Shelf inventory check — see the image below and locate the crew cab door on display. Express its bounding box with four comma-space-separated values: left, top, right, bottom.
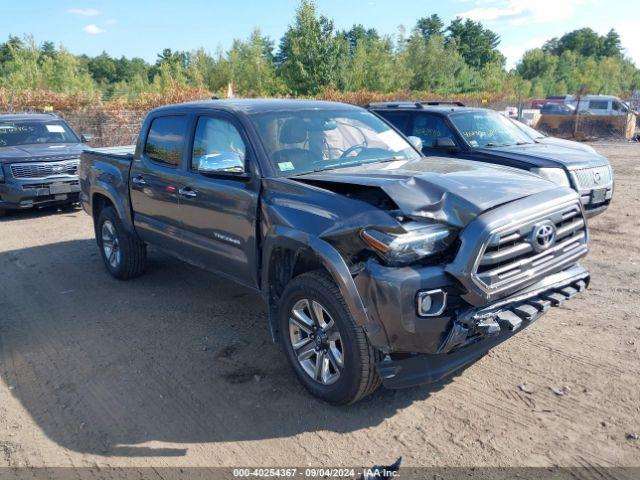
175, 113, 260, 289
130, 114, 188, 250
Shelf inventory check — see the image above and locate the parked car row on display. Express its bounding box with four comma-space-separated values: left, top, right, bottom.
532, 94, 634, 116
76, 99, 599, 404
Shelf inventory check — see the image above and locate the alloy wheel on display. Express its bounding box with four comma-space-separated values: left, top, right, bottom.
288, 298, 344, 385
101, 220, 121, 269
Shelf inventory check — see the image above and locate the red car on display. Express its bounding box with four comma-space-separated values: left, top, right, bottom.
531, 96, 569, 109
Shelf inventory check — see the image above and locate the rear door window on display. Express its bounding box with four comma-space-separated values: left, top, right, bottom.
411, 114, 455, 148
144, 115, 188, 166
377, 112, 411, 132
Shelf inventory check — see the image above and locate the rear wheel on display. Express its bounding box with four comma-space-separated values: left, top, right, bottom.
96, 206, 146, 279
278, 270, 381, 404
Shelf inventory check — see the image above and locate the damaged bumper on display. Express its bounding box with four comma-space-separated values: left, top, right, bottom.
373, 264, 589, 389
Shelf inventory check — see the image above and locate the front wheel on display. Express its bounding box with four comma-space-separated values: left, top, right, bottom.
96, 206, 146, 280
278, 270, 381, 404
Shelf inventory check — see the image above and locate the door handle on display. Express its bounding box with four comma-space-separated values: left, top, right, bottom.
178, 187, 197, 198
132, 175, 147, 186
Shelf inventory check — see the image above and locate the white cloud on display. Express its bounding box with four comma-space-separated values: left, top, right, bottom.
616, 22, 640, 67
83, 24, 105, 35
67, 8, 101, 17
457, 0, 589, 26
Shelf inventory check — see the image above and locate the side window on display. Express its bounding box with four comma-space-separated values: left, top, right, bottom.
588, 100, 608, 110
191, 117, 247, 171
411, 114, 455, 148
378, 112, 410, 132
612, 101, 627, 112
144, 116, 187, 166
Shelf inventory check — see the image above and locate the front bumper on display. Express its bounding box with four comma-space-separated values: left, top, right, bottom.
0, 175, 80, 210
578, 186, 613, 217
375, 265, 589, 389
569, 167, 614, 218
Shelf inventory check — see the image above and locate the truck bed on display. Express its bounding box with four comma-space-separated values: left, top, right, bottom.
79, 145, 136, 220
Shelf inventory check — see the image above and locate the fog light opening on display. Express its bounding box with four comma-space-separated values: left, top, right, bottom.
417, 289, 447, 317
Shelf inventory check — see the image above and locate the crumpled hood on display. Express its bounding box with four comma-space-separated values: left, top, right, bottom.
476, 142, 609, 170
295, 157, 564, 228
0, 143, 86, 164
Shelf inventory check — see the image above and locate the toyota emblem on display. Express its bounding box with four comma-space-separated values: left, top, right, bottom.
52, 165, 63, 173
531, 222, 556, 252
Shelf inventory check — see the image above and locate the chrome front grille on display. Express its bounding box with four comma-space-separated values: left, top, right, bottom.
572, 165, 612, 189
10, 159, 79, 179
473, 202, 588, 293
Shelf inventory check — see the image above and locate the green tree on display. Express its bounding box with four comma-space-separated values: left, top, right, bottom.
276, 0, 346, 94
399, 32, 477, 93
416, 14, 444, 40
342, 34, 397, 92
342, 24, 379, 52
544, 28, 623, 59
227, 29, 282, 96
446, 17, 505, 69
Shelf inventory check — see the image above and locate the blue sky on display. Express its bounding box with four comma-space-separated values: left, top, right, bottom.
2, 0, 639, 69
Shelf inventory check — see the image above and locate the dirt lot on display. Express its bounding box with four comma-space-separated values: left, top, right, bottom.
0, 143, 639, 471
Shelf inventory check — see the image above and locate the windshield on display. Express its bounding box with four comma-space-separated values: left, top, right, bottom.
449, 110, 534, 147
511, 118, 546, 140
249, 109, 421, 176
0, 120, 79, 147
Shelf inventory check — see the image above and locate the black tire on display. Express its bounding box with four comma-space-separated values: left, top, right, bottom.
95, 206, 146, 280
278, 270, 381, 405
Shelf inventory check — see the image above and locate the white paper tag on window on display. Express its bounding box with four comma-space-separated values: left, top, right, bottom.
378, 129, 408, 152
278, 161, 295, 172
46, 124, 65, 133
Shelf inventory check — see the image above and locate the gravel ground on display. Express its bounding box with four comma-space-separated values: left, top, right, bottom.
0, 143, 638, 471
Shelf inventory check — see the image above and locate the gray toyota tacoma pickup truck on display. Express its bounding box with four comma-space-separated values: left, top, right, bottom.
80, 99, 590, 404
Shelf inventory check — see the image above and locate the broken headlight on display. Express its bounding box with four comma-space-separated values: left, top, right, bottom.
361, 222, 456, 266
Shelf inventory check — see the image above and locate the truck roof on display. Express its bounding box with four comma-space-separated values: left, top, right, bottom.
152, 98, 361, 116
0, 113, 60, 122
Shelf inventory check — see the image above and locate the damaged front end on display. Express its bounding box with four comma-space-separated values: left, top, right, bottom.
262, 160, 590, 389
349, 188, 590, 389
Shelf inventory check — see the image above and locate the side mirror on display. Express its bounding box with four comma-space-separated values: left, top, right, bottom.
433, 137, 459, 151
198, 152, 245, 175
407, 136, 423, 152
80, 133, 93, 143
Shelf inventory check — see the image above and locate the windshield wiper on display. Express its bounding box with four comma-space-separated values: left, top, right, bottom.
303, 156, 403, 174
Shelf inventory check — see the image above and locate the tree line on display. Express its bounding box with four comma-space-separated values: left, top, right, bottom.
1, 0, 638, 103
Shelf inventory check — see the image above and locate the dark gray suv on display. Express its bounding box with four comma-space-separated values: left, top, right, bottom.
368, 102, 613, 217
0, 113, 89, 216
